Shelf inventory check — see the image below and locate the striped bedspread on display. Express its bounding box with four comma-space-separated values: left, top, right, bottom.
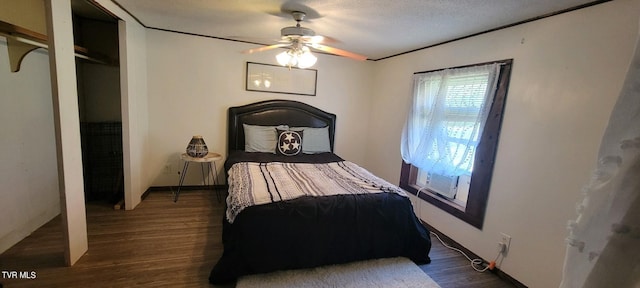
226, 161, 407, 223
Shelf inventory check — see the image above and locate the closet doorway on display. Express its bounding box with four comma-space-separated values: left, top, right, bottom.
72, 0, 123, 207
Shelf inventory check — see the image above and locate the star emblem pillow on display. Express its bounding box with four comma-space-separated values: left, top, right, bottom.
276, 129, 303, 156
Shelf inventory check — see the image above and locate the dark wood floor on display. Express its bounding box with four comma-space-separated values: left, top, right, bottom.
0, 190, 516, 288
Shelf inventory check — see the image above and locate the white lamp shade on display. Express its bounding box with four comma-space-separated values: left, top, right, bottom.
276, 51, 296, 67
297, 50, 317, 69
276, 46, 316, 69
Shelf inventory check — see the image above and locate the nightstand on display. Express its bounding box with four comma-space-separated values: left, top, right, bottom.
175, 152, 222, 202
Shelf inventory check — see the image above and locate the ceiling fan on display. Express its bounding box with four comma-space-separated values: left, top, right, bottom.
242, 11, 367, 68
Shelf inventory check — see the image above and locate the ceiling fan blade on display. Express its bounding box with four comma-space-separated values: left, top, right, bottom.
242, 44, 290, 54
301, 35, 338, 44
227, 36, 280, 45
311, 44, 367, 61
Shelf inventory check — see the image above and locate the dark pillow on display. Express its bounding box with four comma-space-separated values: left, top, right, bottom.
276, 129, 303, 156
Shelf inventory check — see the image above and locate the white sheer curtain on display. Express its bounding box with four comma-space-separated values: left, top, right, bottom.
401, 63, 500, 177
560, 20, 640, 288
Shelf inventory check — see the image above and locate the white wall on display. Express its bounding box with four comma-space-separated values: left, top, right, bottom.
0, 41, 60, 253
118, 19, 149, 210
365, 0, 640, 287
145, 29, 374, 186
46, 0, 90, 265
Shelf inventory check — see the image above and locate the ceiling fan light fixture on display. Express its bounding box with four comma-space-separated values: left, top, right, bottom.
297, 48, 317, 69
276, 50, 297, 67
242, 10, 364, 67
276, 46, 316, 69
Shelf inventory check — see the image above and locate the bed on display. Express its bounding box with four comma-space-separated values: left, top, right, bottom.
209, 99, 431, 284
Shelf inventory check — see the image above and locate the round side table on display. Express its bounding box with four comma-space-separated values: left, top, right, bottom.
175, 152, 222, 202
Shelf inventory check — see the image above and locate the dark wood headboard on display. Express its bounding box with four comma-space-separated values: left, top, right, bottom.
227, 100, 337, 153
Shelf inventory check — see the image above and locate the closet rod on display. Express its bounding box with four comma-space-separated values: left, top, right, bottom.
0, 20, 111, 72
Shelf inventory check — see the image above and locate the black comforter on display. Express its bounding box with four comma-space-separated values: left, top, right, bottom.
209, 152, 431, 284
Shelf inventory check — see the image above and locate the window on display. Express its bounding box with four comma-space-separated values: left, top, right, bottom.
400, 59, 512, 229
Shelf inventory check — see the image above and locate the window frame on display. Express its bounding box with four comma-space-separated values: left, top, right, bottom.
399, 59, 513, 229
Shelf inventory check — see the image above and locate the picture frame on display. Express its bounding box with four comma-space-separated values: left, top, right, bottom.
245, 62, 317, 96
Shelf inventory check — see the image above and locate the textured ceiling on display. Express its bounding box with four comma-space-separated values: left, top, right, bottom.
110, 0, 606, 60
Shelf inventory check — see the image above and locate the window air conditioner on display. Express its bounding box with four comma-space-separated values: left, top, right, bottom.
426, 173, 459, 199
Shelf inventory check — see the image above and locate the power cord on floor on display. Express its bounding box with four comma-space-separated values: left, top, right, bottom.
415, 186, 502, 272
430, 230, 502, 272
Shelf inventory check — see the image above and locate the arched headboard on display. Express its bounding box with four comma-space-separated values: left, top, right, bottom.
227, 100, 337, 153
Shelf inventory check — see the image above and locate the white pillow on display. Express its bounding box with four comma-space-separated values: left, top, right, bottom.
243, 124, 288, 153
290, 126, 331, 154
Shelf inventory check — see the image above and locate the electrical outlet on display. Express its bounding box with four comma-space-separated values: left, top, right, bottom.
497, 242, 507, 253
500, 233, 511, 255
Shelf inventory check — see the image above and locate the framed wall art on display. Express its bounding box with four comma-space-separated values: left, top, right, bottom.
245, 62, 317, 96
